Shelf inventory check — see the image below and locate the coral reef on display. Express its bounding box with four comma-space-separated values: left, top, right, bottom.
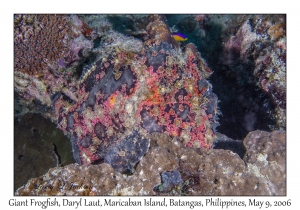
16, 130, 286, 196
14, 13, 220, 193
44, 14, 219, 171
14, 15, 70, 76
14, 14, 94, 116
221, 15, 286, 130
14, 14, 286, 196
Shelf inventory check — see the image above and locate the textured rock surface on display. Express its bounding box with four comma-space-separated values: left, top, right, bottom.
16, 130, 286, 196
16, 163, 117, 196
243, 130, 286, 195
154, 170, 183, 194
221, 15, 286, 130
14, 113, 75, 191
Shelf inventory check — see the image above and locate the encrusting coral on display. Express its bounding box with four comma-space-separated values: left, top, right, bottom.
14, 14, 95, 117
14, 15, 70, 76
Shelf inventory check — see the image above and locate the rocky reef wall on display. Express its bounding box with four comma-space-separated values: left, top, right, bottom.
14, 14, 286, 195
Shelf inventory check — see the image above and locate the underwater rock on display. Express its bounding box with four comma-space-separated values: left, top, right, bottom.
222, 15, 286, 130
16, 163, 117, 196
161, 170, 183, 189
213, 132, 246, 159
16, 130, 286, 196
146, 15, 172, 44
154, 170, 183, 194
243, 130, 286, 195
14, 113, 75, 191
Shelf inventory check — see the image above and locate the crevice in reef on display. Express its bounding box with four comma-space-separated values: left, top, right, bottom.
165, 14, 277, 140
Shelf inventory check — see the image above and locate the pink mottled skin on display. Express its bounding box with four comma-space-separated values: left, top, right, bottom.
53, 44, 217, 166
136, 52, 213, 148
51, 26, 218, 165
